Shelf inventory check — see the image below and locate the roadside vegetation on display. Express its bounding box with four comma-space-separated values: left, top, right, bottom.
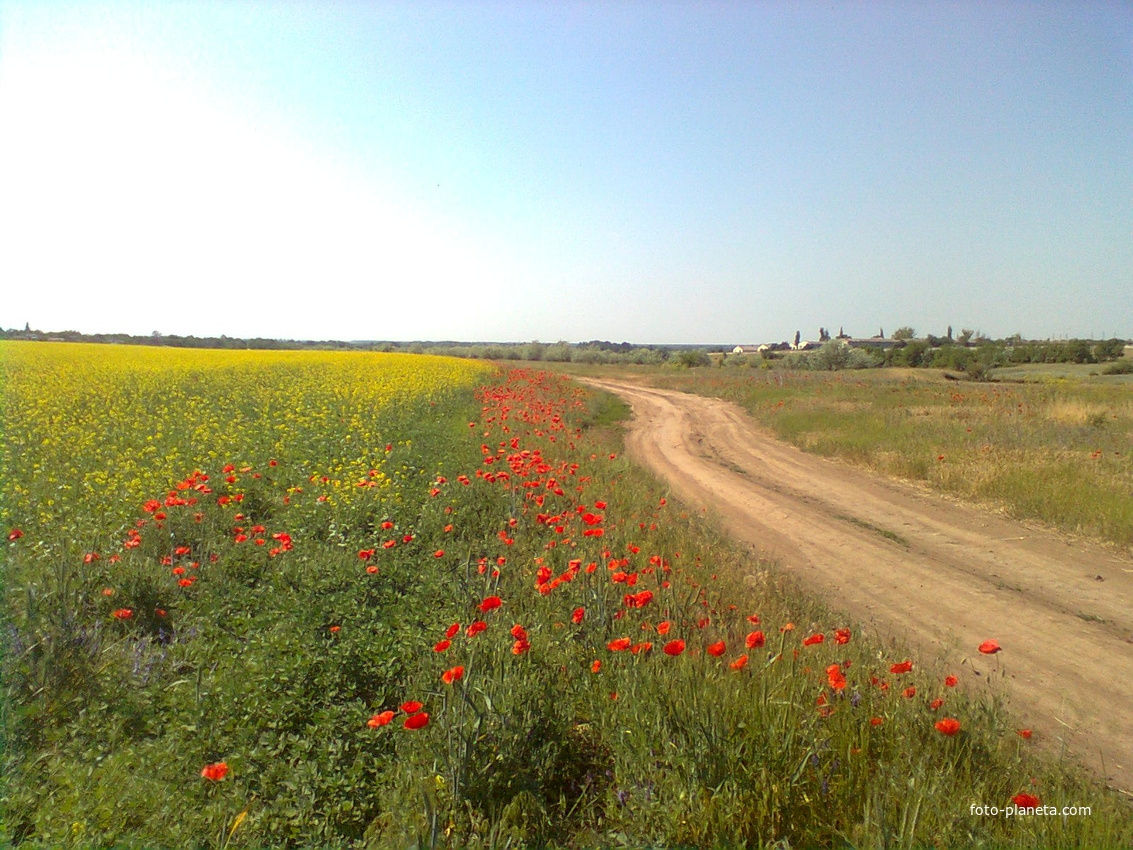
2, 342, 1130, 847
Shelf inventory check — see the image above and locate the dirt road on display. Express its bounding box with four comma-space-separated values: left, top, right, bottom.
584, 377, 1133, 793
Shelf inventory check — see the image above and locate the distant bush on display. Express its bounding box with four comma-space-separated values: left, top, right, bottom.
1094, 338, 1127, 361
521, 341, 547, 361
810, 341, 850, 371
675, 349, 711, 368
1103, 359, 1133, 375
780, 343, 874, 371
846, 348, 876, 369
782, 351, 809, 370
628, 347, 666, 365
570, 346, 606, 364
895, 340, 929, 367
543, 343, 573, 362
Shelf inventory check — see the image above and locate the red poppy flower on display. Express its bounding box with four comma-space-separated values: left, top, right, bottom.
747, 614, 761, 624
200, 762, 228, 781
730, 654, 749, 671
1012, 793, 1040, 810
404, 712, 429, 730
512, 638, 530, 655
368, 710, 395, 728
434, 639, 451, 653
802, 633, 825, 646
366, 565, 378, 574
467, 621, 487, 638
400, 700, 423, 714
706, 640, 726, 657
890, 660, 913, 675
745, 630, 765, 649
329, 625, 341, 633
1017, 729, 1033, 739
434, 549, 445, 558
930, 698, 944, 710
445, 622, 461, 639
572, 607, 585, 625
112, 608, 133, 620
870, 716, 884, 727
591, 659, 601, 673
833, 628, 851, 645
656, 621, 671, 635
934, 717, 961, 736
479, 595, 502, 613
903, 686, 917, 699
944, 675, 958, 687
663, 639, 685, 657
626, 589, 653, 608
441, 666, 464, 685
826, 664, 847, 691
978, 639, 1001, 655
607, 637, 632, 652
510, 624, 527, 640
8, 528, 24, 541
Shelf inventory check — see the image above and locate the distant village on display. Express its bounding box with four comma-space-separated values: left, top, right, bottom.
732, 326, 903, 355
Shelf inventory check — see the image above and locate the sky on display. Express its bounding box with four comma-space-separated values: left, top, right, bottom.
1, 1, 1130, 344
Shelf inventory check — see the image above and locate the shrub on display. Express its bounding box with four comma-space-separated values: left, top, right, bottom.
1103, 359, 1133, 375
896, 340, 929, 367
811, 341, 850, 371
1094, 338, 1127, 361
676, 349, 711, 368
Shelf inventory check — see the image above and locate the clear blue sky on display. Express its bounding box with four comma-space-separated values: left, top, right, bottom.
1, 1, 1130, 343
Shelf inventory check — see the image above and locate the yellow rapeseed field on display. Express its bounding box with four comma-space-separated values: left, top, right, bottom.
0, 342, 491, 536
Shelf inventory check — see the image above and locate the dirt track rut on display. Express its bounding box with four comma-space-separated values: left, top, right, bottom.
584, 377, 1133, 792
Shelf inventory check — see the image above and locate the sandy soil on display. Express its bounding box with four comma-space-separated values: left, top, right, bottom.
584, 377, 1133, 793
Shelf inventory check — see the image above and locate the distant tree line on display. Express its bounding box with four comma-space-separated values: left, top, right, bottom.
2, 325, 1125, 378
0, 327, 356, 351
0, 327, 718, 366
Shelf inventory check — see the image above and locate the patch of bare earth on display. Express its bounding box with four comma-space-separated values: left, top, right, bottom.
584, 377, 1133, 793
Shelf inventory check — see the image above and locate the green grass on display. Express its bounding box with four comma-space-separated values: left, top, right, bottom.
992, 362, 1133, 382
2, 350, 1131, 847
